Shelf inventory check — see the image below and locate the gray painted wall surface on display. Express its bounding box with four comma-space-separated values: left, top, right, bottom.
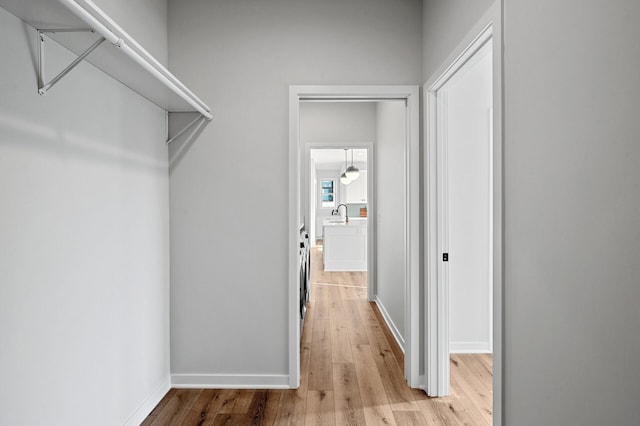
0, 3, 169, 425
300, 102, 376, 145
375, 101, 407, 341
94, 0, 168, 66
422, 0, 494, 82
424, 0, 640, 423
168, 0, 422, 378
503, 1, 640, 424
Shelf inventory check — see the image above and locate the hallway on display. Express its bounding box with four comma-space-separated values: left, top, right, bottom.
142, 247, 492, 425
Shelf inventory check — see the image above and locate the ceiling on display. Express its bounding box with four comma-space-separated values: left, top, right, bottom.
311, 148, 367, 171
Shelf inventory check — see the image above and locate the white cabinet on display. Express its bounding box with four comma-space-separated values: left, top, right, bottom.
323, 220, 367, 271
344, 170, 367, 203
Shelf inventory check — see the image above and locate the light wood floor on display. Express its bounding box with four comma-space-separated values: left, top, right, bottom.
143, 246, 492, 425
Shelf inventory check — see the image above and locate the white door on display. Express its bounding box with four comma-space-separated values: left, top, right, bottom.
441, 41, 493, 355
430, 37, 493, 395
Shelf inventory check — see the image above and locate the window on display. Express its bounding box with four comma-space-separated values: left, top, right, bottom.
320, 179, 336, 208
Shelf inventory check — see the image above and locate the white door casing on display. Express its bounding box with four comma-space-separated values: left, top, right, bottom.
424, 4, 503, 425
289, 86, 420, 389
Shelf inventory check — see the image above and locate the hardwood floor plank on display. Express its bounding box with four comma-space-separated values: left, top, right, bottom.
211, 413, 247, 426
217, 389, 255, 414
452, 355, 492, 408
478, 353, 493, 372
368, 326, 418, 411
300, 329, 313, 392
308, 319, 334, 391
302, 301, 315, 345
432, 395, 477, 426
364, 324, 402, 372
393, 410, 429, 425
357, 299, 379, 327
274, 390, 307, 426
262, 390, 285, 425
370, 302, 404, 369
457, 354, 493, 393
412, 392, 449, 426
149, 389, 202, 425
351, 344, 397, 426
332, 363, 366, 426
177, 389, 223, 425
450, 357, 492, 425
329, 308, 354, 363
327, 285, 343, 309
314, 285, 330, 322
142, 245, 493, 425
239, 390, 268, 425
342, 299, 369, 345
338, 285, 359, 301
304, 390, 336, 425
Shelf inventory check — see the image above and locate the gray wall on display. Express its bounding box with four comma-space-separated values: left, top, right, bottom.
0, 2, 170, 425
168, 0, 422, 381
93, 0, 168, 66
375, 101, 407, 343
424, 0, 640, 423
300, 102, 376, 144
503, 1, 640, 424
422, 0, 494, 81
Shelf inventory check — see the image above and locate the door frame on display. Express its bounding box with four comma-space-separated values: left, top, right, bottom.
423, 3, 504, 423
306, 142, 375, 301
288, 85, 420, 388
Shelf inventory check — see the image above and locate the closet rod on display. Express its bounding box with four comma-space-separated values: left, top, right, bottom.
58, 0, 213, 121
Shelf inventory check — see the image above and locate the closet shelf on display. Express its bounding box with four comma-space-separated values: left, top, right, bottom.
0, 0, 212, 122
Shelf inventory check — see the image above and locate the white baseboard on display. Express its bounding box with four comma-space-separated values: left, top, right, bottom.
123, 375, 171, 426
374, 296, 405, 353
417, 375, 427, 391
450, 341, 492, 354
171, 374, 290, 389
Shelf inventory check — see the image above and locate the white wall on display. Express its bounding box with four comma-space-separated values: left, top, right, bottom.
443, 42, 492, 353
315, 169, 342, 238
168, 0, 422, 384
502, 1, 640, 424
375, 101, 407, 344
0, 2, 170, 425
309, 158, 317, 243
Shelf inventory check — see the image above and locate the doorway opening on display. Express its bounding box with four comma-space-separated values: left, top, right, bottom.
288, 87, 420, 389
425, 9, 503, 424
308, 146, 373, 297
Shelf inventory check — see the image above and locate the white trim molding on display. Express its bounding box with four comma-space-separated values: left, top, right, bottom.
289, 85, 421, 389
374, 296, 405, 352
423, 6, 503, 422
123, 375, 171, 426
171, 374, 290, 389
450, 342, 492, 354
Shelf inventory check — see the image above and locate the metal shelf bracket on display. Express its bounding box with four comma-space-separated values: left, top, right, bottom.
167, 114, 207, 145
37, 29, 106, 95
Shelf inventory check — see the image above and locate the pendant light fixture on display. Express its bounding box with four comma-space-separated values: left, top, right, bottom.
340, 149, 352, 185
345, 149, 360, 180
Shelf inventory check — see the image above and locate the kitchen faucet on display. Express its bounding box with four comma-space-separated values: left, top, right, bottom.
333, 204, 349, 223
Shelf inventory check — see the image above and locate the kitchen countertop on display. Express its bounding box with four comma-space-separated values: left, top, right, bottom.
323, 217, 367, 227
